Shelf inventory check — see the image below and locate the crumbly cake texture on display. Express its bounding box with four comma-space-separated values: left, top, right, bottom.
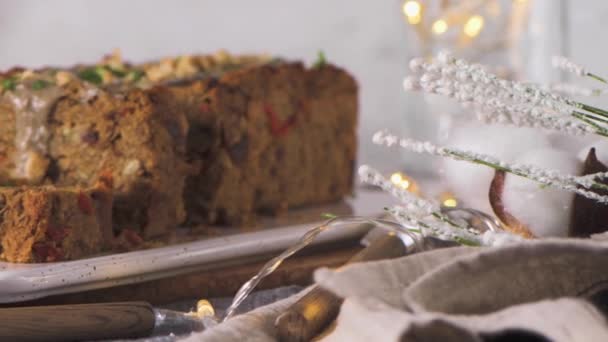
0, 64, 191, 239
0, 182, 113, 263
0, 50, 358, 261
172, 62, 358, 225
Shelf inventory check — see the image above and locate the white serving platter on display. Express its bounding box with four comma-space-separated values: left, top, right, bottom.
0, 188, 394, 303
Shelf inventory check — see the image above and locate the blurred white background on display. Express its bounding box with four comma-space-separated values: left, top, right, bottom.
0, 0, 605, 174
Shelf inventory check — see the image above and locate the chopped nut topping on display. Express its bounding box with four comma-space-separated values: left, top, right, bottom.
175, 55, 198, 78
55, 71, 74, 86
145, 58, 175, 82
23, 150, 49, 183
101, 48, 124, 70
122, 159, 142, 177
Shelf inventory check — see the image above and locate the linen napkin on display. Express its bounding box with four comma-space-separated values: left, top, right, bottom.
186, 239, 608, 341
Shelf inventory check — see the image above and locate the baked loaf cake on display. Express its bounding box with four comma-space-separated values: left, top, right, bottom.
0, 182, 112, 262
0, 62, 190, 239
0, 50, 358, 261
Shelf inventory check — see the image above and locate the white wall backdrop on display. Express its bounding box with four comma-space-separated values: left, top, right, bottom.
0, 0, 604, 174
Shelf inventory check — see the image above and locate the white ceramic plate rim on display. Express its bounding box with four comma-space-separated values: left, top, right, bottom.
0, 189, 394, 303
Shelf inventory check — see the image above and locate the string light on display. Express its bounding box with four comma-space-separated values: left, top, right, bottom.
391, 172, 410, 189
440, 192, 459, 208
463, 15, 485, 37
390, 172, 420, 195
432, 19, 448, 35
403, 1, 422, 25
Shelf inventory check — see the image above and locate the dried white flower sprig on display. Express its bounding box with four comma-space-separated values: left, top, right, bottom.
404, 52, 608, 138
548, 83, 607, 97
358, 165, 523, 247
373, 130, 608, 203
552, 56, 608, 84
359, 165, 482, 245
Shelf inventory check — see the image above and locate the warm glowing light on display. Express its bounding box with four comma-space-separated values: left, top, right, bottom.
390, 172, 421, 195
463, 15, 484, 37
403, 1, 422, 25
390, 172, 410, 190
440, 192, 458, 208
443, 198, 458, 207
302, 302, 323, 320
195, 299, 215, 318
403, 1, 421, 17
408, 13, 422, 25
432, 19, 448, 35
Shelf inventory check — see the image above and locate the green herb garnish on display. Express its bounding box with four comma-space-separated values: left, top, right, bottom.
103, 65, 127, 78
1, 77, 17, 92
31, 79, 51, 90
127, 69, 145, 83
313, 50, 327, 68
78, 68, 103, 85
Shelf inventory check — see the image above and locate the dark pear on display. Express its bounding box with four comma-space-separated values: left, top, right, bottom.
568, 148, 608, 237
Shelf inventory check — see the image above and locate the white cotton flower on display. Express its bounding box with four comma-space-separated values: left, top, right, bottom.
501, 148, 581, 238
442, 124, 551, 213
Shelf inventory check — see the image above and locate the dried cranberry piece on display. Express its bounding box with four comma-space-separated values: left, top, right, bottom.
46, 226, 70, 243
81, 130, 100, 145
77, 192, 94, 216
123, 229, 143, 247
32, 242, 64, 262
104, 110, 118, 121
200, 102, 211, 113
263, 104, 297, 137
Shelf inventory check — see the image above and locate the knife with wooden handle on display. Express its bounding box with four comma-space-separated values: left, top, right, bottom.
0, 300, 207, 342
0, 302, 156, 342
274, 232, 409, 342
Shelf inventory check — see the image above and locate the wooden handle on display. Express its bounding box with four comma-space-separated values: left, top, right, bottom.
0, 301, 155, 342
275, 233, 407, 342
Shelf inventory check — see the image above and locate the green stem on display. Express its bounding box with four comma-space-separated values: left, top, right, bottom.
417, 220, 480, 247
588, 72, 608, 84
447, 148, 608, 193
432, 212, 466, 230
572, 111, 608, 137
579, 103, 608, 119
579, 112, 608, 125
590, 182, 608, 192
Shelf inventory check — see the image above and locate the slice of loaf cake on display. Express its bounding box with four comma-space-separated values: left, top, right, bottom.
0, 181, 112, 263
170, 61, 358, 225
0, 65, 190, 239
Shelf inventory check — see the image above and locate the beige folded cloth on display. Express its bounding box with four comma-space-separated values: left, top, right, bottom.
186, 239, 608, 341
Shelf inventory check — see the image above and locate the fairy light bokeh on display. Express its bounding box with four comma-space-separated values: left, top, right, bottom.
390, 172, 421, 195
403, 1, 423, 24
400, 0, 530, 59
463, 15, 485, 37
441, 193, 459, 208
